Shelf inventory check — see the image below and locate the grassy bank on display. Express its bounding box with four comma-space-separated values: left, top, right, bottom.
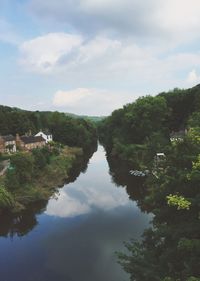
0, 146, 83, 213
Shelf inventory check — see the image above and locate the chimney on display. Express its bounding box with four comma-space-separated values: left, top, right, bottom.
16, 134, 20, 141
16, 134, 21, 149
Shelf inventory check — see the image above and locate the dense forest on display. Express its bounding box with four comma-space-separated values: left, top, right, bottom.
0, 106, 97, 151
99, 85, 200, 167
99, 85, 200, 281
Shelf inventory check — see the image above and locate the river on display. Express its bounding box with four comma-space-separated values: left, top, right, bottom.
0, 145, 151, 281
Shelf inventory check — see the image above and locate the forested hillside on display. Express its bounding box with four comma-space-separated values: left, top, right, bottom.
0, 106, 97, 151
65, 112, 106, 123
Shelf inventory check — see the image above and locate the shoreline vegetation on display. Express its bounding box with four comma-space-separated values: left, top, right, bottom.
0, 145, 83, 213
0, 106, 98, 213
99, 85, 200, 280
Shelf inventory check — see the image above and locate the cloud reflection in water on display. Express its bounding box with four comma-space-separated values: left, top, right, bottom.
45, 146, 132, 218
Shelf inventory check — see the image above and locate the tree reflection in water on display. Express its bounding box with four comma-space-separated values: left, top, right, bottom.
107, 154, 200, 281
0, 201, 47, 238
0, 144, 97, 238
107, 154, 150, 211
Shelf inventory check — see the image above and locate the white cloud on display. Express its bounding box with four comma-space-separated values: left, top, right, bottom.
156, 0, 200, 41
46, 179, 129, 218
78, 36, 121, 63
18, 32, 159, 80
19, 32, 200, 83
186, 69, 200, 85
18, 31, 200, 115
28, 0, 200, 45
52, 87, 134, 115
53, 88, 92, 106
19, 33, 123, 74
46, 188, 91, 218
45, 147, 130, 218
18, 31, 200, 87
19, 32, 83, 73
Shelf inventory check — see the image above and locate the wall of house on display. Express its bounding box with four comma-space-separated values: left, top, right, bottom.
35, 132, 53, 143
24, 141, 46, 151
1, 134, 46, 153
0, 138, 17, 153
5, 141, 16, 153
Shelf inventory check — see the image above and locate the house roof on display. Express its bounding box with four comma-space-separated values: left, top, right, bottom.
20, 136, 45, 144
1, 135, 15, 142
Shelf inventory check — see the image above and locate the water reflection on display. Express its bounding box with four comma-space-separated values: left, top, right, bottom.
0, 145, 151, 281
41, 208, 149, 281
0, 201, 47, 237
109, 154, 200, 280
0, 146, 96, 237
107, 154, 148, 208
45, 147, 130, 218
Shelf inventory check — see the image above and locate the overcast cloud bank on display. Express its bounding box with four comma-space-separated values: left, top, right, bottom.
0, 0, 200, 114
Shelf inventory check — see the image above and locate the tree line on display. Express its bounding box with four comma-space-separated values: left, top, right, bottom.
99, 85, 200, 168
99, 85, 200, 280
0, 106, 97, 151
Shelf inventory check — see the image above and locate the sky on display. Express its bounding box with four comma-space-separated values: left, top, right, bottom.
1, 0, 200, 115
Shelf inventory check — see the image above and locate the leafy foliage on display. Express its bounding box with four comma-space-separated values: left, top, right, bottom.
166, 194, 191, 210
0, 186, 14, 209
99, 85, 200, 167
99, 85, 200, 281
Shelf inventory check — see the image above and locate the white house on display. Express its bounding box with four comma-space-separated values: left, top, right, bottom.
35, 131, 53, 143
0, 135, 17, 153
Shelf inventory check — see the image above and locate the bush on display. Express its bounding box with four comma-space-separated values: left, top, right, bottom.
5, 153, 34, 189
0, 186, 14, 209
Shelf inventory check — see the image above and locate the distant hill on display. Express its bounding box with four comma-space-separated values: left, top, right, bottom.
65, 112, 106, 122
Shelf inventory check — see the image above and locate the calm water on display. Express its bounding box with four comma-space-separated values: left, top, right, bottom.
0, 145, 151, 281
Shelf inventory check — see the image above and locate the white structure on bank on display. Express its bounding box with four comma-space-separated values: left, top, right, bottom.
154, 153, 166, 167
35, 131, 53, 143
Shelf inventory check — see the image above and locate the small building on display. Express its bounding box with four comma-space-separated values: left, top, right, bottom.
35, 130, 53, 143
154, 153, 166, 169
0, 135, 16, 153
16, 134, 46, 151
170, 130, 187, 142
155, 153, 166, 162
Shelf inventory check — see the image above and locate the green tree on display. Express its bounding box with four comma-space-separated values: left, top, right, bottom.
5, 153, 34, 189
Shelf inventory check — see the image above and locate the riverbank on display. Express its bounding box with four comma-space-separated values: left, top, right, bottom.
98, 88, 200, 279
0, 146, 83, 213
